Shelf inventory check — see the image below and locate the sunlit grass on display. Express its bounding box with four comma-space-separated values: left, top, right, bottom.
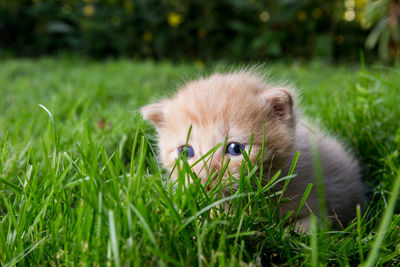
0, 58, 399, 265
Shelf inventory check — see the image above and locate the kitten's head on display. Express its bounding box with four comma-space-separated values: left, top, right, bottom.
141, 71, 296, 186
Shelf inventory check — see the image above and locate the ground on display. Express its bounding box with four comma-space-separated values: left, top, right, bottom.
0, 58, 399, 266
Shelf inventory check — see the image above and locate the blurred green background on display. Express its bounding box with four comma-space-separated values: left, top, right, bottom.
0, 0, 399, 63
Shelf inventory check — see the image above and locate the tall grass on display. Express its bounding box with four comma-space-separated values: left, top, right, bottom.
0, 58, 399, 265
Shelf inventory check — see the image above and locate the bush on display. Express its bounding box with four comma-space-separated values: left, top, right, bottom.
0, 0, 369, 61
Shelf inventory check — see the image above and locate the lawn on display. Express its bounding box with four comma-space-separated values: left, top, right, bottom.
1, 58, 400, 266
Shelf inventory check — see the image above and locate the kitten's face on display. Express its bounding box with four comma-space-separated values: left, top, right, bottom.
141, 72, 295, 186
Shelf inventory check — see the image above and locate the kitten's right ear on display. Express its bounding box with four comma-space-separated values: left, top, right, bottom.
262, 88, 294, 121
140, 101, 166, 128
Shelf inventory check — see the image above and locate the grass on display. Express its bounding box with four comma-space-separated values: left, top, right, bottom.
0, 58, 400, 266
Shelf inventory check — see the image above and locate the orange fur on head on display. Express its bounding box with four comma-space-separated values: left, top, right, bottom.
141, 71, 295, 184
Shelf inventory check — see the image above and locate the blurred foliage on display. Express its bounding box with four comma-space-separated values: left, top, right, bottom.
364, 0, 400, 62
0, 0, 374, 61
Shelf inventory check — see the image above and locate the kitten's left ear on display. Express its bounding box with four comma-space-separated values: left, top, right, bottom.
262, 88, 294, 121
140, 101, 166, 128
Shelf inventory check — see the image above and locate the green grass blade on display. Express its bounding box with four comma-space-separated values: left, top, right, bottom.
310, 213, 319, 267
295, 183, 313, 220
108, 210, 121, 267
363, 171, 400, 267
38, 104, 58, 148
130, 116, 143, 178
0, 131, 8, 174
356, 204, 365, 262
278, 151, 299, 203
310, 137, 328, 228
129, 204, 157, 246
4, 237, 47, 267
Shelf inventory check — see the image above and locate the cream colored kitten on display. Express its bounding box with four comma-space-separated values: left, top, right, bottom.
141, 71, 366, 230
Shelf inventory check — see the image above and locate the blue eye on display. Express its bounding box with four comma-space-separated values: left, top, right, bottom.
226, 142, 245, 156
178, 145, 195, 159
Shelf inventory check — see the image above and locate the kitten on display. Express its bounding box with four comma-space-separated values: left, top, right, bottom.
141, 71, 366, 230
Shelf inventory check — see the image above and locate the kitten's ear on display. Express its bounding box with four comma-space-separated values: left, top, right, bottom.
262, 88, 294, 121
140, 101, 166, 128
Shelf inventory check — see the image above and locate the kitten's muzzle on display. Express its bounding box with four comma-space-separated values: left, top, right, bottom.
197, 160, 222, 190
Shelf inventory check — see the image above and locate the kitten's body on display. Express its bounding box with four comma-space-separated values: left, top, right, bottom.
278, 121, 365, 227
141, 71, 365, 229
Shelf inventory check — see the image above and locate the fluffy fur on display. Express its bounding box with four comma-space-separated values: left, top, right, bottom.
141, 71, 366, 230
